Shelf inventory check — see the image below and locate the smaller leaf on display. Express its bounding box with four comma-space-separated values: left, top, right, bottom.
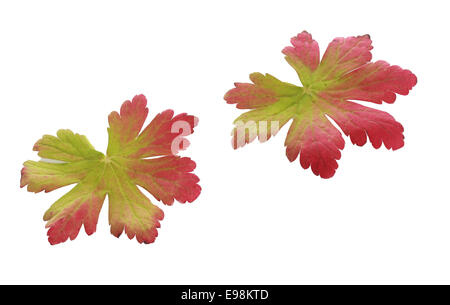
21, 95, 201, 244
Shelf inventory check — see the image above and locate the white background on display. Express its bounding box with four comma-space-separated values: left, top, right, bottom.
0, 0, 449, 284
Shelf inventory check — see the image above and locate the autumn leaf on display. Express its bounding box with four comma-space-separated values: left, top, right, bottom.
21, 95, 201, 245
225, 31, 417, 178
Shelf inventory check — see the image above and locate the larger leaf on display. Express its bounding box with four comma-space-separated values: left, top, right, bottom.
225, 31, 417, 178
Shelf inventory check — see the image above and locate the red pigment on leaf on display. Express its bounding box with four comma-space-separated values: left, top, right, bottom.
225, 31, 417, 178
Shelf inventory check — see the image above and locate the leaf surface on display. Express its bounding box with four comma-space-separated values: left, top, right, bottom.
21, 95, 200, 244
225, 31, 417, 178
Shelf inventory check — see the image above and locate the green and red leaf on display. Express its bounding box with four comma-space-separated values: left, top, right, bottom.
21, 95, 201, 244
225, 31, 417, 178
